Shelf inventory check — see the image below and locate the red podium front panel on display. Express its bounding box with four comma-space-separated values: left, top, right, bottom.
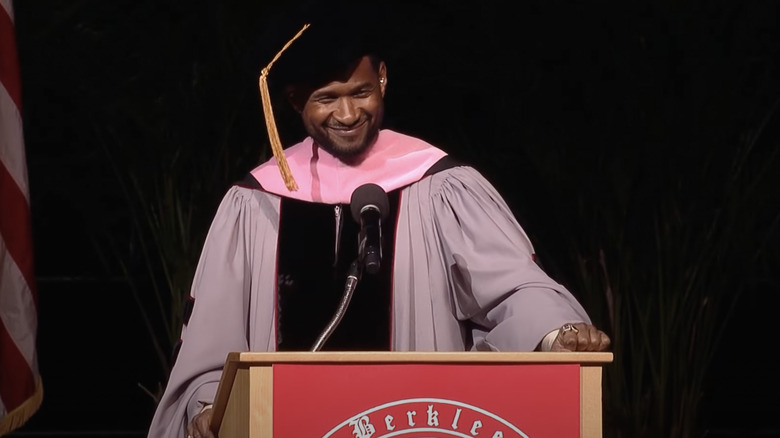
273, 363, 580, 438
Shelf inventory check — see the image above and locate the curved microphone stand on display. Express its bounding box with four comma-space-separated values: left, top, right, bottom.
310, 259, 363, 352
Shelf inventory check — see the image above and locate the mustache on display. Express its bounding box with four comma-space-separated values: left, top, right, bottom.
326, 116, 369, 130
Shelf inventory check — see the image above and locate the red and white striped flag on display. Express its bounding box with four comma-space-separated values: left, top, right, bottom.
0, 0, 43, 434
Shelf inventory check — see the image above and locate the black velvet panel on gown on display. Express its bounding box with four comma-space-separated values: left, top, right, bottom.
276, 191, 399, 351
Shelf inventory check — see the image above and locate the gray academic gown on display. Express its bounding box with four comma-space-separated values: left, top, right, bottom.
146, 134, 592, 438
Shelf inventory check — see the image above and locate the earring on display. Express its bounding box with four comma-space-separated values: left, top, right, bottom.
380, 78, 385, 84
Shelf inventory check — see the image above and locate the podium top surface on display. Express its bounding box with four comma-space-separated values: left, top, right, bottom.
211, 351, 613, 435
226, 351, 614, 365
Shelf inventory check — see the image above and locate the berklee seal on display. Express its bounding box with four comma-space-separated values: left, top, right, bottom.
321, 398, 531, 438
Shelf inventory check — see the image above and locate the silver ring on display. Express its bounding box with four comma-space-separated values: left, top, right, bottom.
561, 323, 579, 333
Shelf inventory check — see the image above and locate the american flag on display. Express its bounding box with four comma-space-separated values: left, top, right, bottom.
0, 0, 43, 434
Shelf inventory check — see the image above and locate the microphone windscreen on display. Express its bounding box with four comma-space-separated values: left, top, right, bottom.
350, 183, 389, 222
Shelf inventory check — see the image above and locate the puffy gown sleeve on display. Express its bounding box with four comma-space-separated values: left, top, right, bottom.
395, 166, 591, 352
146, 186, 280, 438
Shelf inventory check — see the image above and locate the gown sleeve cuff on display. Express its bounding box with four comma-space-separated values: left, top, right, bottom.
539, 329, 559, 351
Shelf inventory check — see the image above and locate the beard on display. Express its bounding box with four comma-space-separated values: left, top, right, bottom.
309, 115, 382, 161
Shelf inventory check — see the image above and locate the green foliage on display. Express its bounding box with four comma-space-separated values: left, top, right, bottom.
84, 2, 277, 400
568, 105, 779, 436
17, 0, 279, 401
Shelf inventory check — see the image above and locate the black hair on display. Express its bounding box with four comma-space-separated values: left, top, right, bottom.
256, 0, 390, 93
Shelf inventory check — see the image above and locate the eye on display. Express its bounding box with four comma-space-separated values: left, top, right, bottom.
352, 88, 373, 98
313, 95, 336, 104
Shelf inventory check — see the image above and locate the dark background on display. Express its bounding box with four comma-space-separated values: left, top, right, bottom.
7, 0, 780, 437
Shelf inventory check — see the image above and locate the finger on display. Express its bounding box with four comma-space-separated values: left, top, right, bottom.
560, 328, 578, 351
198, 422, 216, 438
585, 326, 602, 351
569, 329, 587, 351
579, 326, 611, 351
599, 331, 611, 351
565, 323, 589, 351
195, 410, 215, 438
570, 324, 598, 351
194, 419, 207, 438
582, 326, 611, 351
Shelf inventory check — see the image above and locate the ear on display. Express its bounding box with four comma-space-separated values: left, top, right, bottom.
378, 61, 388, 97
284, 85, 304, 114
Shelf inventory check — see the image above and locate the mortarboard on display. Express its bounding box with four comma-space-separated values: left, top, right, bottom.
255, 0, 390, 191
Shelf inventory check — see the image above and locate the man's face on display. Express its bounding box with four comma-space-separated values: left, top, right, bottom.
293, 56, 387, 160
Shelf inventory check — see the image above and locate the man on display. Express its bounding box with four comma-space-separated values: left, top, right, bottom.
147, 3, 610, 438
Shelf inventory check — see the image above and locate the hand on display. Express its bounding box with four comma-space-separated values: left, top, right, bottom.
551, 323, 611, 352
187, 408, 215, 438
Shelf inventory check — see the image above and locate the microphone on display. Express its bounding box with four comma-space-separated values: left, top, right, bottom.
350, 183, 389, 275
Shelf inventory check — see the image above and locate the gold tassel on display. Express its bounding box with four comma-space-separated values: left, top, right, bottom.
0, 376, 43, 436
257, 23, 310, 192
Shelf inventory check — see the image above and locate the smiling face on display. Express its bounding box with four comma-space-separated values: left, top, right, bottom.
288, 56, 387, 160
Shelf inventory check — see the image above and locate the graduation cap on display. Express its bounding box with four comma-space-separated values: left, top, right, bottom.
255, 0, 390, 191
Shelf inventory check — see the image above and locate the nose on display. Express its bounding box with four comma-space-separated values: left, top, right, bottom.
332, 97, 360, 125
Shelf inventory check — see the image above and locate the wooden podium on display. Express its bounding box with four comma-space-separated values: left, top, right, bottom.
211, 351, 613, 438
